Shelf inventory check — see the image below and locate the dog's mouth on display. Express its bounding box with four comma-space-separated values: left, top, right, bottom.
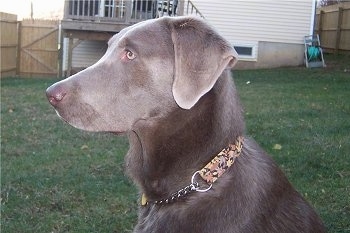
109, 131, 125, 136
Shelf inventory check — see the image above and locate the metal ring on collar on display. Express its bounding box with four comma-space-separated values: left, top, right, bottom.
191, 171, 212, 192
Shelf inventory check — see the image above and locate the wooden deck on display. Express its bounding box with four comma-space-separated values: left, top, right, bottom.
62, 0, 182, 33
62, 0, 203, 33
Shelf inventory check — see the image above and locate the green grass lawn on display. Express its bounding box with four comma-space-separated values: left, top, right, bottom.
1, 54, 349, 232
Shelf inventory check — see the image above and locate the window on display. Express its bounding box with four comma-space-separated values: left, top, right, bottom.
234, 46, 252, 56
233, 43, 258, 61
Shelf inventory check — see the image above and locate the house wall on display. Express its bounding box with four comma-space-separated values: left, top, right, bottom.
62, 0, 315, 72
236, 42, 304, 69
63, 39, 107, 73
191, 0, 315, 68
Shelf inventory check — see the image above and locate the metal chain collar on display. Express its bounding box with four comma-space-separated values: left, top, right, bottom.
149, 182, 198, 205
145, 171, 212, 205
141, 137, 244, 206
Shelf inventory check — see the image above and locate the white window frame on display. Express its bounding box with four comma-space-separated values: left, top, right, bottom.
232, 42, 258, 61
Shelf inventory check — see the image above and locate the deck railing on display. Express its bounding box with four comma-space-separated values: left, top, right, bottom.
184, 0, 204, 18
64, 0, 204, 24
64, 0, 186, 23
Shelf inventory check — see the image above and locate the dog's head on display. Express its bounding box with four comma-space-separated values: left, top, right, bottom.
46, 16, 238, 133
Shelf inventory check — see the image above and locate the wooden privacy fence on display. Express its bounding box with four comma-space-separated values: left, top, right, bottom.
314, 2, 350, 53
0, 12, 18, 77
0, 12, 59, 78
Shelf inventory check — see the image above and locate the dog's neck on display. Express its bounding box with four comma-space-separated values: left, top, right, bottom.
125, 71, 245, 202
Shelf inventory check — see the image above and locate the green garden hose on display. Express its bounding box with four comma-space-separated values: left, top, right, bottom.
307, 46, 321, 61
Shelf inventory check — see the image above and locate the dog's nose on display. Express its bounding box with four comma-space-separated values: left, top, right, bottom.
46, 84, 66, 107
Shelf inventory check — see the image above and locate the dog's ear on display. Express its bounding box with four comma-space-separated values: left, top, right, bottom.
170, 17, 238, 109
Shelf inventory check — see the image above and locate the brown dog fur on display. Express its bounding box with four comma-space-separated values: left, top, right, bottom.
47, 16, 326, 232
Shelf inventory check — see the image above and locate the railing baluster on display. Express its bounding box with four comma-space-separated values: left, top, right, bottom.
92, 0, 95, 16
108, 0, 112, 18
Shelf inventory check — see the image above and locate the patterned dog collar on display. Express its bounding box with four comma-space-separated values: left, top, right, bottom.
141, 136, 244, 206
199, 136, 244, 184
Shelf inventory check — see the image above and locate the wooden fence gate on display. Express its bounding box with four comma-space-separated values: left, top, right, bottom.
19, 19, 59, 77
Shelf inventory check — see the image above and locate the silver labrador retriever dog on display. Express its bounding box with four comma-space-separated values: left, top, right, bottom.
46, 16, 326, 233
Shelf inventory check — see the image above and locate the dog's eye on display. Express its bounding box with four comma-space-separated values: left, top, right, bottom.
126, 50, 136, 60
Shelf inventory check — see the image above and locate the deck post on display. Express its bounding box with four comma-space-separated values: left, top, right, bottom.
125, 1, 132, 24
67, 37, 73, 77
58, 24, 63, 78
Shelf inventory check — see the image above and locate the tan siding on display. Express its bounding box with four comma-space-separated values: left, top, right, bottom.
191, 0, 314, 44
63, 39, 107, 70
72, 40, 107, 68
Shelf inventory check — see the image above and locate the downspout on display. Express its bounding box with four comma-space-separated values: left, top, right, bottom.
310, 0, 317, 36
58, 23, 63, 78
